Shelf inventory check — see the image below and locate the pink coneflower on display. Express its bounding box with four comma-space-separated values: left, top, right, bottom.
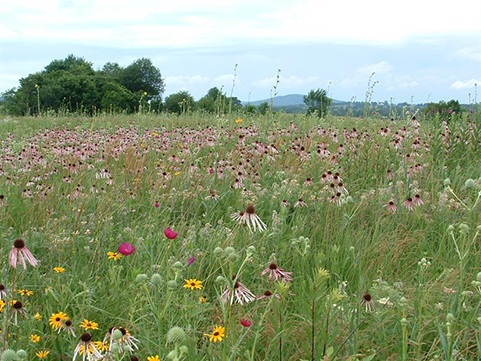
240, 319, 252, 327
0, 284, 7, 299
73, 333, 102, 360
154, 202, 160, 208
9, 239, 38, 269
402, 198, 414, 211
12, 301, 27, 325
231, 205, 266, 233
261, 263, 293, 282
384, 201, 397, 213
281, 199, 290, 207
413, 194, 424, 206
221, 276, 256, 305
60, 319, 76, 337
294, 198, 307, 208
257, 290, 280, 300
205, 190, 220, 200
361, 293, 375, 312
304, 177, 313, 185
118, 242, 135, 256
164, 228, 178, 239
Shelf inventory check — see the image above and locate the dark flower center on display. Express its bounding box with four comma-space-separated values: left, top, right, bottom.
66, 320, 72, 326
269, 263, 277, 270
80, 333, 92, 342
246, 205, 255, 214
14, 239, 25, 249
214, 332, 219, 336
0, 284, 5, 291
363, 293, 372, 302
13, 301, 23, 309
264, 290, 272, 296
119, 327, 127, 335
56, 317, 60, 322
131, 357, 139, 361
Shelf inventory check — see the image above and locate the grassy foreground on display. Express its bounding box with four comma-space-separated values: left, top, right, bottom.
0, 113, 480, 361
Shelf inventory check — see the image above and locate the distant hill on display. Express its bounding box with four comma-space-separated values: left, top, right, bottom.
243, 94, 347, 107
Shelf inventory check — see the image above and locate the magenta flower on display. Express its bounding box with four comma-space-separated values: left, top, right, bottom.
118, 242, 135, 255
164, 228, 178, 240
9, 239, 38, 269
186, 257, 195, 266
240, 319, 252, 327
154, 202, 160, 208
261, 263, 293, 282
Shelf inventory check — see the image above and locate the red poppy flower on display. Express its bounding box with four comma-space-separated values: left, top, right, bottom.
164, 228, 178, 239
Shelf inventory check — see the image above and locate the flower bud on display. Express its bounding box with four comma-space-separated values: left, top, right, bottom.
215, 275, 225, 283
135, 274, 148, 283
167, 280, 177, 289
16, 351, 27, 360
213, 247, 223, 256
172, 261, 183, 269
227, 253, 238, 262
224, 246, 235, 256
458, 223, 469, 233
179, 345, 188, 354
464, 179, 476, 188
167, 326, 186, 343
1, 350, 18, 361
113, 329, 123, 340
247, 246, 256, 254
151, 273, 163, 285
447, 313, 455, 322
443, 178, 451, 186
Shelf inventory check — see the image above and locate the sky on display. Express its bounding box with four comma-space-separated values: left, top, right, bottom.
0, 0, 480, 103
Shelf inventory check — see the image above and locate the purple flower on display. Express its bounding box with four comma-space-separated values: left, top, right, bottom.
186, 257, 195, 266
118, 242, 135, 256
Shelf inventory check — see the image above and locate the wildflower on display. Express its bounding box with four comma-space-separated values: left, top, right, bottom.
186, 256, 195, 266
147, 356, 160, 361
166, 326, 186, 344
261, 263, 293, 282
231, 205, 267, 233
413, 194, 424, 206
61, 319, 77, 337
0, 299, 5, 313
384, 201, 397, 213
30, 334, 41, 343
17, 289, 34, 296
73, 333, 102, 361
183, 279, 203, 290
107, 252, 122, 260
235, 118, 243, 124
205, 326, 225, 343
36, 350, 50, 359
54, 267, 65, 273
257, 290, 280, 300
361, 293, 375, 312
49, 312, 68, 330
221, 276, 256, 305
117, 243, 135, 256
93, 341, 109, 352
240, 319, 252, 327
199, 296, 207, 303
9, 239, 38, 269
80, 319, 99, 330
164, 227, 178, 239
154, 202, 160, 208
294, 198, 307, 208
0, 284, 7, 299
105, 327, 139, 353
12, 300, 27, 324
34, 312, 42, 321
402, 198, 414, 211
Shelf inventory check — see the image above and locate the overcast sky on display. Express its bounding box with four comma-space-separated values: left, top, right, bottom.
1, 0, 480, 103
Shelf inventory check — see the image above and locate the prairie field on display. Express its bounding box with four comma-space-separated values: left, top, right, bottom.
0, 113, 480, 361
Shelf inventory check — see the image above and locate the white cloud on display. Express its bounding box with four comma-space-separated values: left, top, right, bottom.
357, 61, 393, 76
454, 47, 481, 62
252, 75, 319, 88
451, 79, 480, 90
165, 75, 210, 87
213, 74, 240, 86
0, 0, 479, 47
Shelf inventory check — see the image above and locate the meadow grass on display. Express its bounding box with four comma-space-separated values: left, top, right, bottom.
0, 112, 480, 360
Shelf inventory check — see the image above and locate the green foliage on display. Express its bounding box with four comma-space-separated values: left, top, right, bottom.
258, 102, 269, 115
304, 88, 332, 118
1, 55, 165, 115
424, 100, 463, 122
164, 91, 195, 114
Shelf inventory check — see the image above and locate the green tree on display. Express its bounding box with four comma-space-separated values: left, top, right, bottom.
101, 83, 137, 113
120, 58, 165, 97
423, 100, 463, 122
258, 102, 269, 115
304, 89, 332, 118
164, 91, 195, 114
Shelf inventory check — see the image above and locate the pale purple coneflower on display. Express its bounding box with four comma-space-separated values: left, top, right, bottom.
384, 201, 397, 213
12, 301, 27, 325
281, 199, 290, 207
108, 327, 140, 353
413, 194, 424, 206
221, 276, 256, 305
402, 198, 414, 211
231, 205, 267, 233
261, 263, 293, 282
58, 319, 76, 337
304, 177, 313, 185
73, 333, 103, 361
257, 290, 281, 300
294, 198, 307, 208
361, 293, 375, 312
0, 284, 7, 299
9, 239, 38, 269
